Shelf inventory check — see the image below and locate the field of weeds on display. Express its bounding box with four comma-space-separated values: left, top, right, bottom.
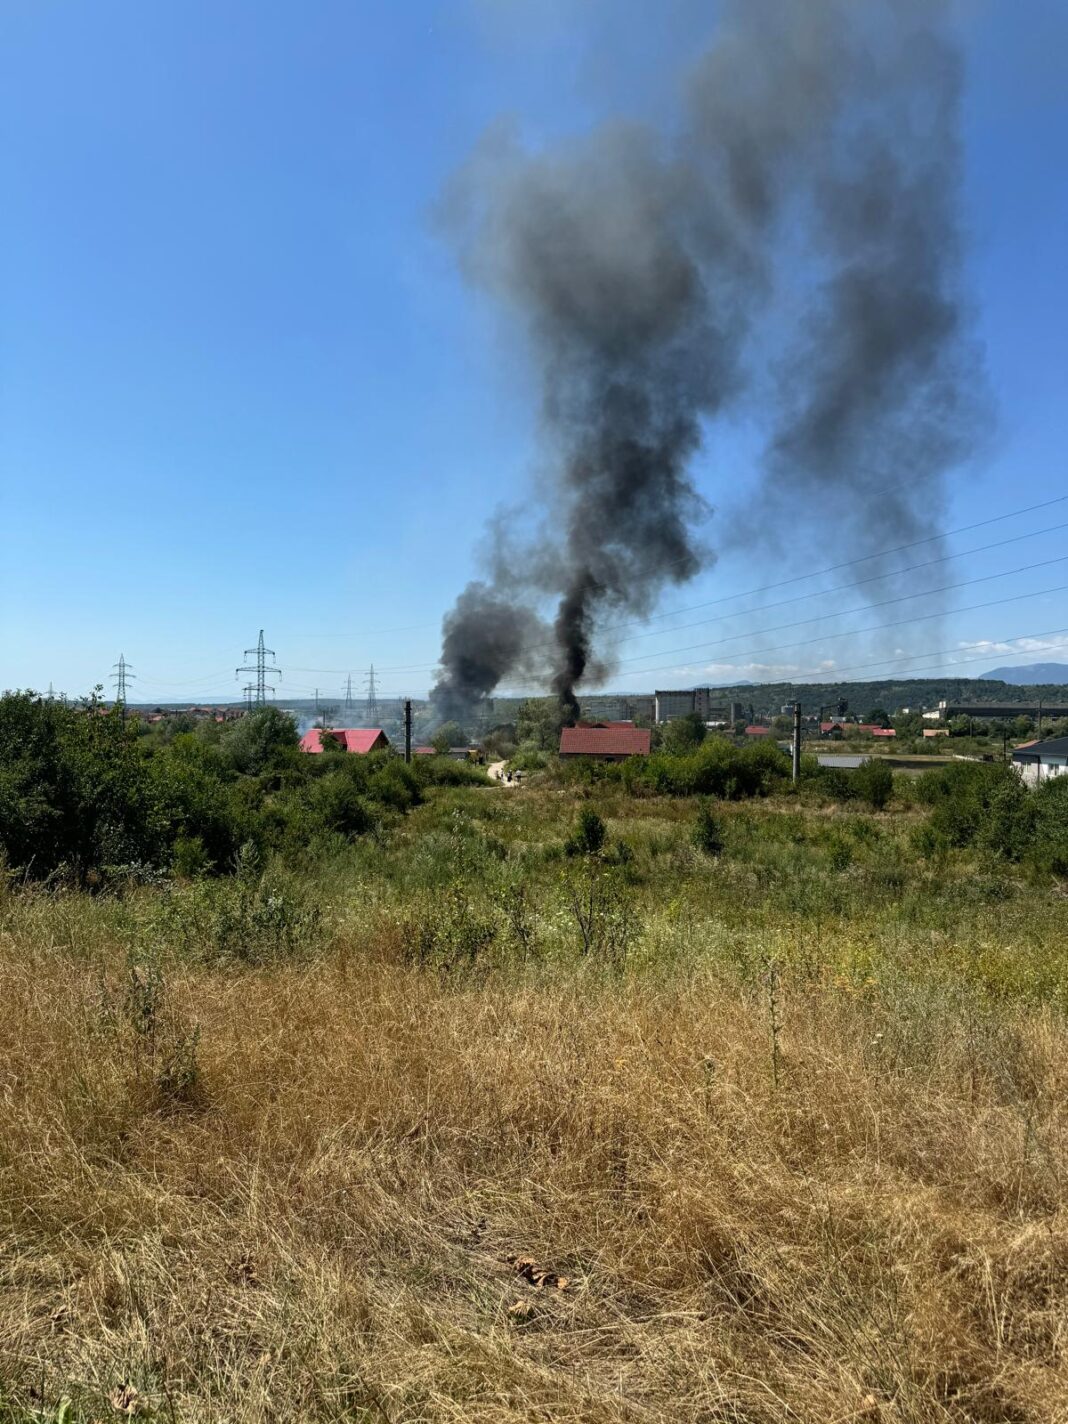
2, 781, 1067, 1422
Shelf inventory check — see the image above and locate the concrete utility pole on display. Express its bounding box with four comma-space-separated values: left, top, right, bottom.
792, 702, 802, 784
404, 698, 412, 764
235, 629, 281, 707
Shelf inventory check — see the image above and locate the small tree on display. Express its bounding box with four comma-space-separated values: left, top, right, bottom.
516, 698, 564, 752
661, 713, 707, 755
853, 758, 894, 810
220, 707, 299, 776
565, 808, 607, 857
692, 802, 724, 856
431, 720, 466, 754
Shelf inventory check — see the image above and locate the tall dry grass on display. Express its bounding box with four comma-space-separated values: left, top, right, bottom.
2, 925, 1066, 1423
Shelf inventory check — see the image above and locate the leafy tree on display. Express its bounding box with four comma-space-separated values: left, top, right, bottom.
565, 808, 607, 857
0, 691, 169, 881
219, 707, 299, 776
661, 713, 707, 755
431, 720, 467, 754
867, 708, 892, 729
852, 758, 894, 810
0, 691, 429, 884
516, 698, 563, 752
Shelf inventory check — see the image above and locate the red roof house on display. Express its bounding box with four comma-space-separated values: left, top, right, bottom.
299, 727, 390, 755
559, 725, 651, 760
745, 725, 772, 737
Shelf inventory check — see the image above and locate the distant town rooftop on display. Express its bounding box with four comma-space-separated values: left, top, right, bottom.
299, 728, 389, 755
559, 725, 651, 759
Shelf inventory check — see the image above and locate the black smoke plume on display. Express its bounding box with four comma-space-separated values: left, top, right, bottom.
432, 0, 983, 723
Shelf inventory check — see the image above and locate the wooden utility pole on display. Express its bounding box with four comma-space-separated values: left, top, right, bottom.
792, 702, 802, 784
404, 699, 412, 764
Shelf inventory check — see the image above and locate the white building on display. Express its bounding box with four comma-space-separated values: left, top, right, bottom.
1011, 736, 1068, 786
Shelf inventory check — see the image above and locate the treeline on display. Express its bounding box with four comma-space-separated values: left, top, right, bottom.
560, 734, 895, 807
913, 760, 1068, 874
556, 730, 1068, 871
0, 693, 484, 885
688, 676, 1068, 715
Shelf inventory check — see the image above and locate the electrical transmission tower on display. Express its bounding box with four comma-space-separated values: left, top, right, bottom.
365, 665, 379, 725
344, 674, 354, 712
235, 629, 281, 708
112, 654, 135, 719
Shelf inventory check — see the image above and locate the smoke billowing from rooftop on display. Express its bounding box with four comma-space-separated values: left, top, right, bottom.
432, 0, 985, 723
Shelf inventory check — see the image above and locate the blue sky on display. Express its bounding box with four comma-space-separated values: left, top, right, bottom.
2, 0, 1067, 704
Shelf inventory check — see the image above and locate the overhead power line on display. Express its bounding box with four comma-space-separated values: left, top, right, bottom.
282, 493, 1068, 677
605, 519, 1068, 651
575, 580, 1068, 682
796, 627, 1068, 684
99, 493, 1068, 696
496, 625, 1068, 695
611, 554, 1068, 669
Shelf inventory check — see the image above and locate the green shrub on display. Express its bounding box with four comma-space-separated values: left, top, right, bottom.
405, 883, 497, 973
692, 802, 724, 856
631, 737, 790, 799
565, 808, 607, 857
827, 834, 854, 872
173, 835, 211, 879
506, 746, 549, 774
1030, 776, 1068, 875
152, 876, 324, 964
414, 756, 489, 787
853, 758, 894, 810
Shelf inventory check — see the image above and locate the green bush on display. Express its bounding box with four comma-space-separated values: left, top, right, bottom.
152, 875, 325, 964
911, 760, 1064, 871
565, 808, 607, 857
853, 759, 894, 810
630, 737, 790, 799
1031, 776, 1068, 876
692, 802, 724, 856
413, 756, 489, 787
0, 692, 430, 884
506, 746, 550, 774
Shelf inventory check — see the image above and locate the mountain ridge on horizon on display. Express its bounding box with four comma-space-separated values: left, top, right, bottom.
979, 662, 1068, 685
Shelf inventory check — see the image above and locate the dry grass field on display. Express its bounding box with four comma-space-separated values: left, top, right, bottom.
2, 783, 1067, 1422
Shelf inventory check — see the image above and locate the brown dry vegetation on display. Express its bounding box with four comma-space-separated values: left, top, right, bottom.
2, 783, 1068, 1422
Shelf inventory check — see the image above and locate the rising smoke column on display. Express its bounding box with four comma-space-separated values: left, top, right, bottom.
737, 5, 988, 602
434, 121, 736, 722
432, 0, 982, 722
432, 582, 547, 725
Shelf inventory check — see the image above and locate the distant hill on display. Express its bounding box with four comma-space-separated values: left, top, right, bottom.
980, 663, 1068, 685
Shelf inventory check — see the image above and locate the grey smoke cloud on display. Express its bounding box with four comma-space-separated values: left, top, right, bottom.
431, 0, 985, 723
